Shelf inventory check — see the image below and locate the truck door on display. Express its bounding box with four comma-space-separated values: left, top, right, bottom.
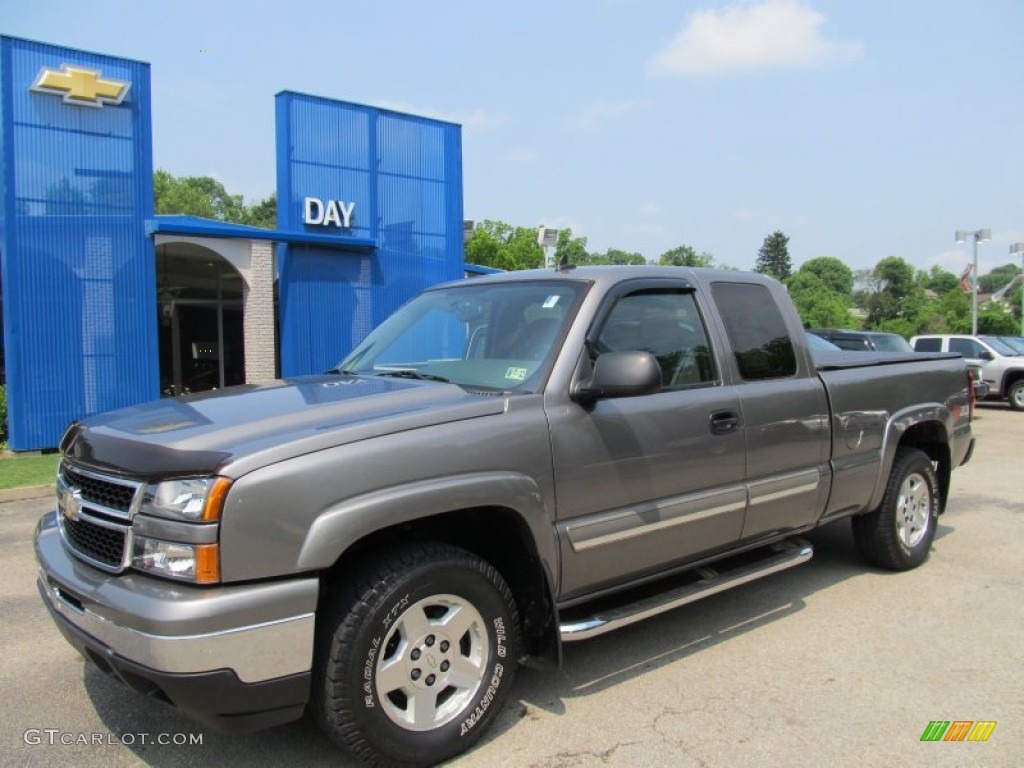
708, 281, 831, 539
548, 281, 747, 600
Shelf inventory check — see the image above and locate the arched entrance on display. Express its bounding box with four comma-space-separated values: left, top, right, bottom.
156, 243, 245, 395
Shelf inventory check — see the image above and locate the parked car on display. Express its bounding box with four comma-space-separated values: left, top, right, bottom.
992, 335, 1024, 355
804, 331, 843, 354
911, 334, 1024, 410
37, 267, 975, 766
807, 328, 914, 353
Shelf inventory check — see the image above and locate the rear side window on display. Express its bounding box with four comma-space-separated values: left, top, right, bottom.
711, 282, 796, 380
949, 338, 985, 357
832, 336, 871, 351
913, 337, 941, 352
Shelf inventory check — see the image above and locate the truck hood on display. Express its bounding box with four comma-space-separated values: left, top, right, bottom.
61, 375, 507, 479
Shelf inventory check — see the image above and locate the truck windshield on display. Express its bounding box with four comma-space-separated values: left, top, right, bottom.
979, 337, 1019, 356
337, 280, 589, 392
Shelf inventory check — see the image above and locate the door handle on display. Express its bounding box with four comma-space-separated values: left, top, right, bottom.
710, 410, 740, 435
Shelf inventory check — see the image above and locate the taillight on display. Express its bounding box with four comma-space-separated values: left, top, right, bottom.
967, 368, 976, 419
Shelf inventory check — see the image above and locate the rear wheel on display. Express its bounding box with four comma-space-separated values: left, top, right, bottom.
852, 447, 939, 571
312, 543, 520, 767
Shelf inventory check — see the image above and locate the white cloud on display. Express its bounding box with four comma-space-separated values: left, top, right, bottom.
649, 0, 862, 77
639, 201, 662, 216
564, 99, 649, 132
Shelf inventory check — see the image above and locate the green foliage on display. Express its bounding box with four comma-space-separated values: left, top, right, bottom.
587, 248, 648, 265
916, 289, 971, 334
553, 229, 590, 266
785, 272, 855, 329
755, 231, 791, 281
464, 220, 545, 271
918, 265, 959, 294
659, 245, 714, 268
865, 256, 926, 327
977, 304, 1019, 334
978, 263, 1021, 295
872, 317, 918, 339
239, 193, 277, 229
799, 256, 854, 296
154, 169, 276, 227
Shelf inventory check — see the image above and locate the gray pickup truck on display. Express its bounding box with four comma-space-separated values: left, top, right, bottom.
35, 266, 974, 766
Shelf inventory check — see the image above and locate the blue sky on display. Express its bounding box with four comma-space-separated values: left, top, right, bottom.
5, 0, 1023, 275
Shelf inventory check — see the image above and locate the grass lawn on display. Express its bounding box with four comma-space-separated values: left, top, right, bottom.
0, 452, 60, 490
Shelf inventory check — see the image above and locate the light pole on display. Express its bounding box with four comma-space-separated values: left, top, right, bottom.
955, 229, 990, 334
1012, 243, 1024, 336
537, 226, 558, 269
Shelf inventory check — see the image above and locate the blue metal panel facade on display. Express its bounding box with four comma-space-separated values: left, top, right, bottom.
276, 92, 464, 376
0, 37, 157, 449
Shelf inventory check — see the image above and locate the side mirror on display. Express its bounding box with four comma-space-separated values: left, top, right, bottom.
573, 350, 663, 402
978, 350, 994, 361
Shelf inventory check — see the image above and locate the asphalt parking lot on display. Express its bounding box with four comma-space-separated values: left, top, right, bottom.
1, 404, 1021, 767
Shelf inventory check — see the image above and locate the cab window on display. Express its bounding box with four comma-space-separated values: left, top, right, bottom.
593, 290, 716, 388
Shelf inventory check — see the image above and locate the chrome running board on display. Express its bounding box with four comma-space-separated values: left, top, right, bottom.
559, 538, 813, 642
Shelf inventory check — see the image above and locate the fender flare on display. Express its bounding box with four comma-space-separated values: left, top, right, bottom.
867, 404, 951, 512
295, 471, 558, 588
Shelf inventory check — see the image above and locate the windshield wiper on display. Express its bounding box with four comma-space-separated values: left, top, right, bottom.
375, 370, 451, 383
325, 367, 357, 375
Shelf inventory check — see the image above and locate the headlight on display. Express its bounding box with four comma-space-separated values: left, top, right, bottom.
140, 477, 232, 522
132, 537, 220, 584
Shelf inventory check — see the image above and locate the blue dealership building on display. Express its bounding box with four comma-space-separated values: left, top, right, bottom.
0, 36, 467, 450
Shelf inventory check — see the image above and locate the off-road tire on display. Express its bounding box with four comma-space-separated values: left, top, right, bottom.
312, 542, 520, 767
851, 447, 939, 571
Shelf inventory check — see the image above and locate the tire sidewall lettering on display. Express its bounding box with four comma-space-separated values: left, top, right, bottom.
362, 635, 381, 709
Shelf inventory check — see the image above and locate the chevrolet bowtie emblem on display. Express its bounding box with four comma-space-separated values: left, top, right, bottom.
31, 65, 130, 108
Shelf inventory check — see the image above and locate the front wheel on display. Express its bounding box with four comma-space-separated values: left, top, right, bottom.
1008, 379, 1024, 411
851, 447, 939, 570
312, 543, 521, 767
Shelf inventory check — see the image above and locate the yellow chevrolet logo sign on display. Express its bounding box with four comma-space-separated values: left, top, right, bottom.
31, 65, 130, 108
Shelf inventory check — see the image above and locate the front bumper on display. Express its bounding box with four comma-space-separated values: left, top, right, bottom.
35, 511, 319, 732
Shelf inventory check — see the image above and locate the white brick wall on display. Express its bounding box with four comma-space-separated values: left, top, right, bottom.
243, 241, 277, 382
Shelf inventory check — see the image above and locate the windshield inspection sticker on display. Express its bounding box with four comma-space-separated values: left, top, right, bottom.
542, 295, 560, 308
505, 367, 528, 381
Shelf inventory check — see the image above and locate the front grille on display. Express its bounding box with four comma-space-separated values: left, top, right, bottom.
58, 462, 139, 572
61, 466, 135, 513
62, 515, 125, 569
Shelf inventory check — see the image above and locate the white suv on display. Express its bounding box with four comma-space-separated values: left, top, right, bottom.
910, 334, 1024, 410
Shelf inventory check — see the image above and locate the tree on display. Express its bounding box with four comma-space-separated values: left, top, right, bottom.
917, 288, 970, 334
785, 271, 855, 329
589, 248, 647, 265
153, 169, 276, 227
864, 256, 926, 329
239, 193, 277, 229
798, 256, 854, 297
918, 265, 959, 295
464, 220, 544, 271
755, 231, 791, 281
978, 263, 1022, 295
659, 245, 714, 268
553, 229, 590, 267
978, 303, 1018, 334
